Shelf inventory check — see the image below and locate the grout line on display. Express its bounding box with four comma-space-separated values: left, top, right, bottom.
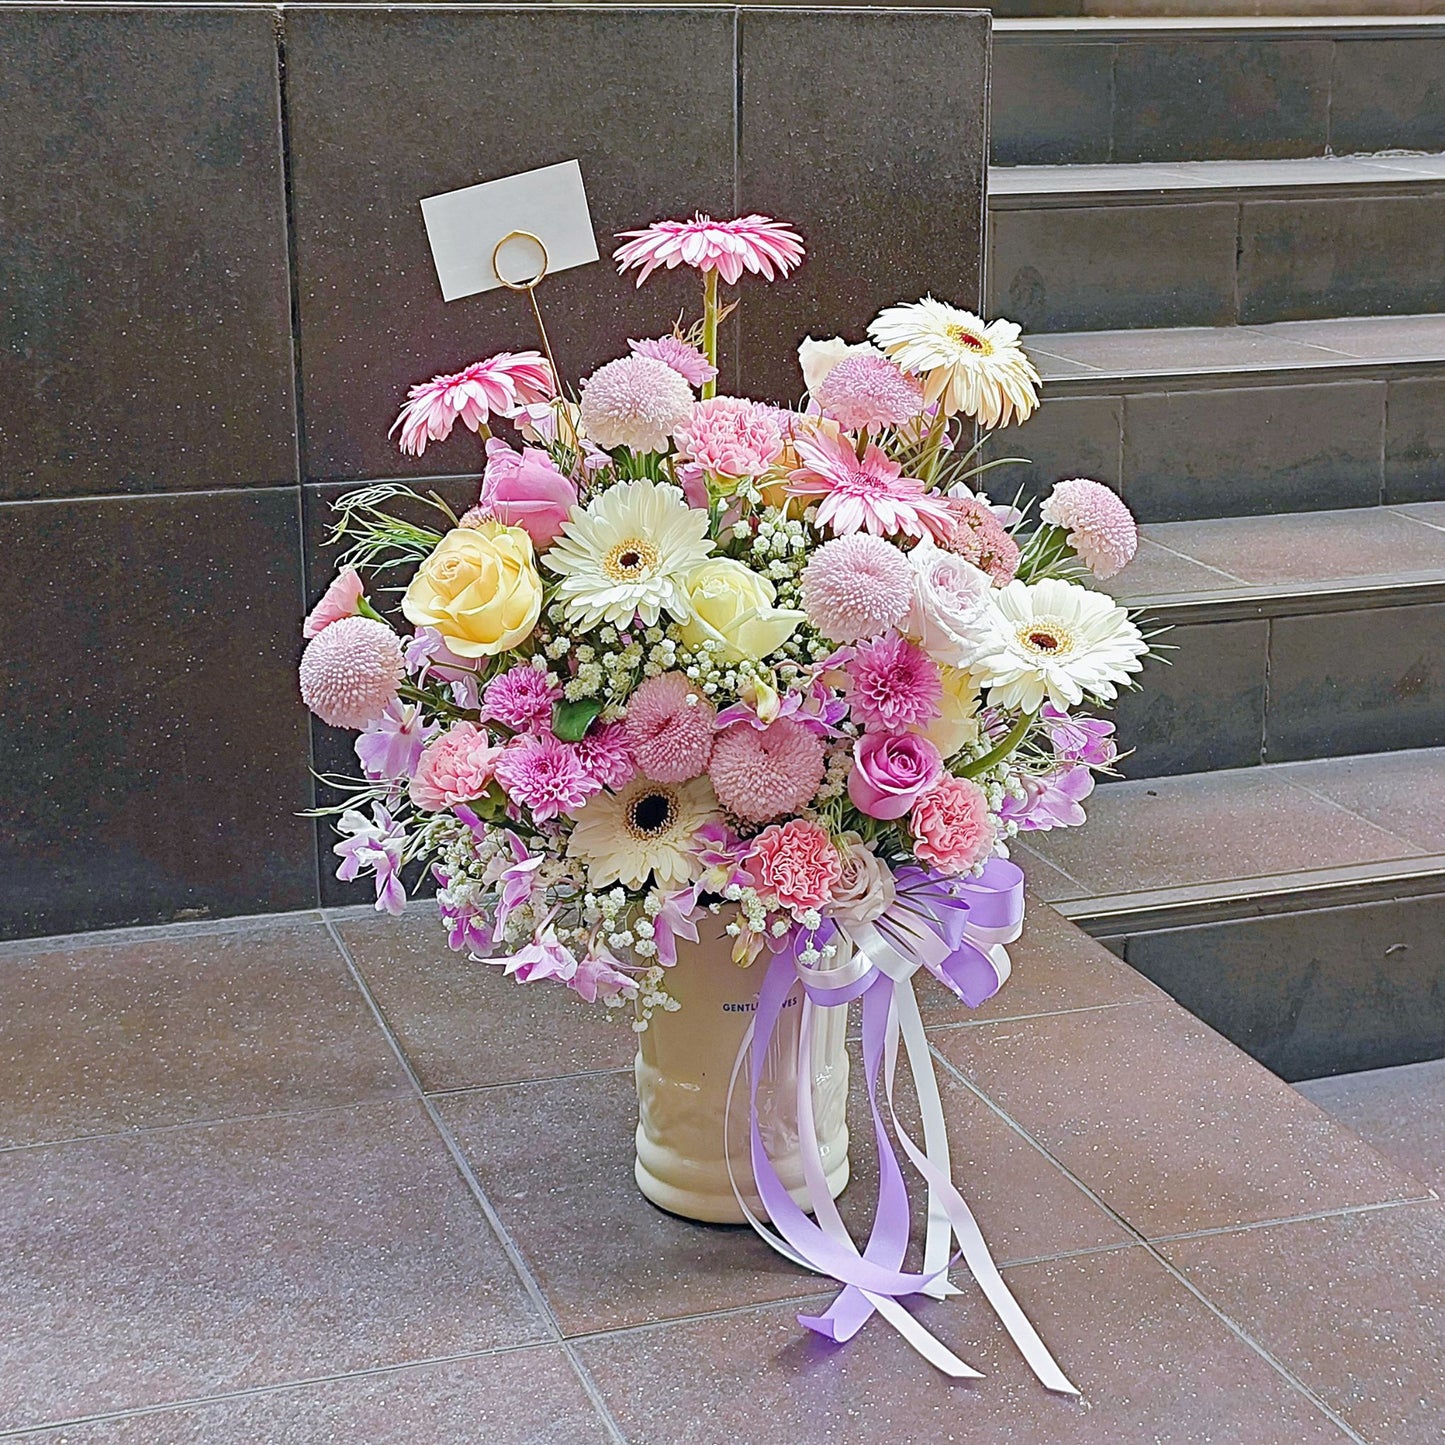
1260, 614, 1273, 766
0, 908, 328, 959
1133, 530, 1250, 583
423, 1064, 633, 1100
1271, 775, 1433, 861
1147, 1193, 1440, 1247
926, 1045, 1371, 1442
322, 918, 629, 1445
921, 998, 1153, 1035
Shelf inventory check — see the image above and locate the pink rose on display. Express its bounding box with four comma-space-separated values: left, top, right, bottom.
748, 818, 843, 914
848, 732, 943, 821
910, 776, 996, 875
303, 564, 365, 639
409, 722, 502, 811
479, 438, 578, 548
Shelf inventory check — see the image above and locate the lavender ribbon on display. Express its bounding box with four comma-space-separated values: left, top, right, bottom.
728, 860, 1079, 1394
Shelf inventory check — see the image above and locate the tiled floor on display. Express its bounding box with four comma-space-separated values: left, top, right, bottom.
0, 906, 1440, 1442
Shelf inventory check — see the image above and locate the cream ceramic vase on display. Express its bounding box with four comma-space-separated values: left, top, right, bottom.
634, 911, 850, 1223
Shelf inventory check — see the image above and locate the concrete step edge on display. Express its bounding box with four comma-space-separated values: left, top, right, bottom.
994, 16, 1445, 39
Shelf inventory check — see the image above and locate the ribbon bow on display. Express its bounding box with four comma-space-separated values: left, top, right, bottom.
726, 858, 1078, 1394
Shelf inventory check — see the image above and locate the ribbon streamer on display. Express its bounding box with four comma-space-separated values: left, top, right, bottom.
726, 858, 1079, 1395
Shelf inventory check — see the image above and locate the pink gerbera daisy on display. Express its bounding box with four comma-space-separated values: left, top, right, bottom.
628, 336, 718, 388
788, 428, 953, 541
614, 214, 805, 287
390, 351, 555, 457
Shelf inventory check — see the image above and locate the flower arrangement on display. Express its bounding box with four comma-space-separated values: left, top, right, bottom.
300, 212, 1150, 1027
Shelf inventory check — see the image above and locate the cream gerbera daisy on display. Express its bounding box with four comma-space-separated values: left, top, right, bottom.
974, 578, 1147, 713
867, 298, 1041, 428
546, 479, 714, 630
566, 774, 720, 890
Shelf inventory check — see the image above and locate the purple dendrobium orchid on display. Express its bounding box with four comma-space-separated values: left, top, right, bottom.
1000, 765, 1095, 832
503, 920, 577, 985
355, 700, 438, 783
432, 866, 494, 956
651, 888, 703, 967
487, 830, 545, 944
689, 822, 753, 898
570, 943, 638, 1003
333, 804, 408, 915
1042, 704, 1118, 768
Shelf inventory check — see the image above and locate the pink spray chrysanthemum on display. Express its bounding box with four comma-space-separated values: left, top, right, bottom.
303, 565, 366, 639
390, 352, 555, 457
578, 354, 694, 453
939, 496, 1021, 585
410, 722, 502, 812
748, 819, 842, 914
614, 213, 805, 288
910, 775, 997, 875
708, 718, 826, 824
570, 721, 635, 791
625, 672, 717, 782
815, 353, 925, 432
628, 336, 718, 388
788, 427, 953, 541
800, 533, 915, 643
846, 635, 944, 731
481, 663, 562, 734
493, 732, 599, 822
1041, 478, 1139, 580
299, 615, 404, 730
673, 397, 785, 481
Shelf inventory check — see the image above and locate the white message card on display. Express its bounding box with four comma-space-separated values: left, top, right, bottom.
420, 159, 599, 302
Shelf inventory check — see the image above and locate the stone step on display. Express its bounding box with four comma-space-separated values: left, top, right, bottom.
988, 155, 1445, 333
1015, 748, 1445, 1080
991, 312, 1445, 521
1091, 503, 1445, 776
993, 16, 1445, 166
1295, 1059, 1445, 1182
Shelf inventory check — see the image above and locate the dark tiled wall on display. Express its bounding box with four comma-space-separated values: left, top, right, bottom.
0, 4, 990, 939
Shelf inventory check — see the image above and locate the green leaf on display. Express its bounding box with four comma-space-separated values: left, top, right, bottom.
552, 697, 603, 743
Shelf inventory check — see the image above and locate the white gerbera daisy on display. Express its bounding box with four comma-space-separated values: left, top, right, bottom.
546, 479, 714, 630
974, 578, 1147, 713
867, 297, 1041, 428
566, 774, 720, 890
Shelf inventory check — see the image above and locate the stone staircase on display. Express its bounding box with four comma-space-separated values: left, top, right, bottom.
985, 15, 1445, 1080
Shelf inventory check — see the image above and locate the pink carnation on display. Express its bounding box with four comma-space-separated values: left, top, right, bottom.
410, 722, 503, 812
482, 663, 562, 734
493, 732, 599, 822
625, 672, 716, 782
478, 438, 578, 548
390, 352, 554, 457
815, 354, 924, 432
1040, 478, 1138, 580
748, 819, 842, 913
846, 635, 943, 731
801, 533, 915, 643
939, 496, 1020, 585
571, 721, 635, 790
629, 336, 717, 388
298, 615, 404, 730
708, 718, 826, 823
673, 397, 785, 481
910, 776, 996, 875
303, 565, 365, 639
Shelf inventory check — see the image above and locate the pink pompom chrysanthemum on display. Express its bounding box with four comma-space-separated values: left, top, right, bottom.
815, 353, 924, 432
748, 818, 842, 914
846, 635, 943, 731
708, 718, 826, 823
788, 427, 953, 541
578, 354, 694, 453
410, 722, 502, 812
493, 732, 599, 822
299, 615, 404, 730
614, 214, 805, 287
1041, 478, 1139, 580
910, 776, 996, 876
390, 352, 555, 456
303, 565, 366, 639
939, 496, 1021, 585
628, 336, 717, 388
571, 721, 635, 791
625, 672, 717, 782
673, 397, 785, 481
800, 533, 915, 643
482, 663, 561, 734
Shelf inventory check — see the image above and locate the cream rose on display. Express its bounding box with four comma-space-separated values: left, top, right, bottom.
829, 834, 896, 931
676, 559, 805, 664
401, 522, 542, 658
919, 665, 983, 757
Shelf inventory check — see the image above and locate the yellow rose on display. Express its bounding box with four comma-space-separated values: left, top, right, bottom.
676, 559, 806, 664
919, 665, 982, 757
401, 523, 542, 658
